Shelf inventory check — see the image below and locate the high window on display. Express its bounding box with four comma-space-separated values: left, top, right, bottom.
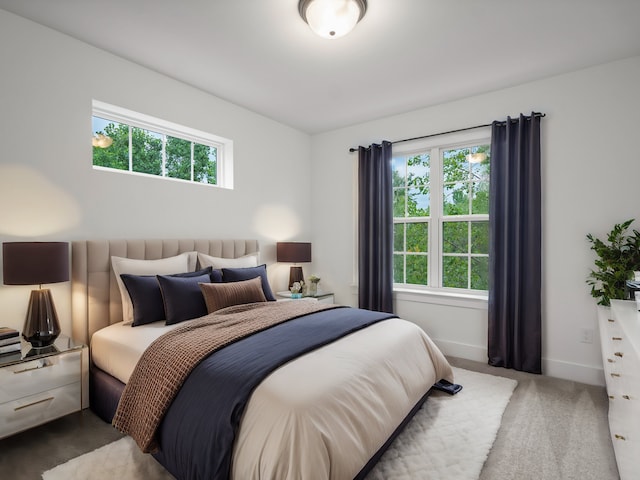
392, 132, 490, 293
91, 100, 233, 188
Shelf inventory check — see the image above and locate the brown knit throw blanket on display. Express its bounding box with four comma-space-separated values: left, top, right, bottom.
112, 301, 339, 453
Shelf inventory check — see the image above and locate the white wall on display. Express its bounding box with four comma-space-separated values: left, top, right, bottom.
311, 55, 640, 386
0, 10, 313, 337
3, 8, 638, 386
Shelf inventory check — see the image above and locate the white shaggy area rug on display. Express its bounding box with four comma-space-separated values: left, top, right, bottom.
42, 367, 516, 480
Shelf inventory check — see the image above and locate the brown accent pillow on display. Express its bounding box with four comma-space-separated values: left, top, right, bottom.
199, 276, 267, 313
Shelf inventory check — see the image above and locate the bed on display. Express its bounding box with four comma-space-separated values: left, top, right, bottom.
71, 238, 453, 480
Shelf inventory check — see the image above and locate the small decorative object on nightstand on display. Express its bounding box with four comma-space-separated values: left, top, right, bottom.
290, 281, 303, 299
2, 242, 69, 348
277, 290, 335, 304
307, 275, 321, 296
0, 327, 21, 356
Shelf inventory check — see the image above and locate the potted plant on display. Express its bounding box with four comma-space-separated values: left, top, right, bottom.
308, 275, 320, 296
586, 219, 640, 306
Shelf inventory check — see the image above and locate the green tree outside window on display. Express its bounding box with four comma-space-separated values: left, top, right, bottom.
92, 117, 217, 185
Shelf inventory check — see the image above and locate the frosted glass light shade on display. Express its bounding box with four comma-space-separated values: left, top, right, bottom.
92, 133, 113, 148
466, 152, 488, 164
299, 0, 367, 39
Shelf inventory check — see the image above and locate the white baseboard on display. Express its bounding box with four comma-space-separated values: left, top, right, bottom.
433, 338, 605, 387
542, 358, 605, 387
434, 338, 488, 363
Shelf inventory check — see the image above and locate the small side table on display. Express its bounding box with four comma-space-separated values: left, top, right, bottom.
276, 291, 335, 304
0, 334, 88, 440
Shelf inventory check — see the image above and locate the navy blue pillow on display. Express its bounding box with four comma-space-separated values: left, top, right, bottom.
157, 273, 213, 325
221, 264, 276, 301
121, 267, 214, 327
210, 268, 223, 282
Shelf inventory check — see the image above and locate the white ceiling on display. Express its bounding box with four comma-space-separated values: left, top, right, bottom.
1, 0, 639, 134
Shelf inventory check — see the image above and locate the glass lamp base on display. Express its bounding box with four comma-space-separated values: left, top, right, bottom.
22, 289, 61, 348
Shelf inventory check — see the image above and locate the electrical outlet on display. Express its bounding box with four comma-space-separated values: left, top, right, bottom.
580, 328, 594, 344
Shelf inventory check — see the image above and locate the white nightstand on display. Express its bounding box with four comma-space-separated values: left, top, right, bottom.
276, 291, 335, 304
0, 334, 88, 440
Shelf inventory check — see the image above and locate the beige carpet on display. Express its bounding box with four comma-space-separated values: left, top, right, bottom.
43, 367, 516, 480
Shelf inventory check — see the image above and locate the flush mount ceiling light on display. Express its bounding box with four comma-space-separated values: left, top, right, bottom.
466, 152, 488, 164
298, 0, 367, 39
92, 133, 113, 148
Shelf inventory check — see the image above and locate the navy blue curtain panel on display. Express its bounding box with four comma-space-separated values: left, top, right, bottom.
488, 113, 542, 374
358, 141, 394, 313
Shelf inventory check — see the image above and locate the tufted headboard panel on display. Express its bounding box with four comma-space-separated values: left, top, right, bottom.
71, 239, 259, 344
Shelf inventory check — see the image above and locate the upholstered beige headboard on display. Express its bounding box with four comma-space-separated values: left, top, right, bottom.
71, 239, 259, 344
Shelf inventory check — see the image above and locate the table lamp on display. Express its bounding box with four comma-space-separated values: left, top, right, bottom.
276, 242, 312, 289
2, 242, 69, 348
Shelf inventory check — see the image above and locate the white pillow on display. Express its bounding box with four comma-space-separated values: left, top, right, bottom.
197, 252, 259, 270
112, 252, 196, 323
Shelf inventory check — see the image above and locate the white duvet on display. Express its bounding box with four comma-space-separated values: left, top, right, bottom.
91, 315, 453, 479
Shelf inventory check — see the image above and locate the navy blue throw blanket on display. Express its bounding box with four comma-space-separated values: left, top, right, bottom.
153, 306, 396, 480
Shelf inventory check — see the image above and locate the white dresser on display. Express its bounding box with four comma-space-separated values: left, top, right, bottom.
598, 300, 640, 480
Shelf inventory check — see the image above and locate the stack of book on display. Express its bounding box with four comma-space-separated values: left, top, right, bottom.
0, 327, 21, 355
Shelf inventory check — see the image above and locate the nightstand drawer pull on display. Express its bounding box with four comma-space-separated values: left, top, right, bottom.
608, 318, 615, 323
13, 362, 52, 375
607, 358, 615, 363
609, 395, 615, 399
623, 395, 630, 400
611, 373, 621, 377
614, 434, 626, 441
614, 352, 623, 358
612, 337, 622, 341
14, 396, 54, 411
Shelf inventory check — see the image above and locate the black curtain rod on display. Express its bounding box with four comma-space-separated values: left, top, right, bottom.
348, 112, 546, 153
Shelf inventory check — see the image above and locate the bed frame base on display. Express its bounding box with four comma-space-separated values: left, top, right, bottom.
354, 387, 433, 479
90, 366, 125, 423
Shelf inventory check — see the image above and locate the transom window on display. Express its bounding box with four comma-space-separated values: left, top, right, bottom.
91, 100, 233, 188
393, 133, 490, 292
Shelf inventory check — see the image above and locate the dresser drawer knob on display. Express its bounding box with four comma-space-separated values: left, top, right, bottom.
614, 352, 623, 358
608, 318, 615, 323
623, 395, 630, 400
607, 358, 615, 363
609, 395, 615, 399
612, 337, 622, 341
614, 434, 626, 441
611, 373, 621, 378
14, 396, 54, 411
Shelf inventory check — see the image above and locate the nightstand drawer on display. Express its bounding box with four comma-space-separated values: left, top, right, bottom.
0, 381, 81, 439
0, 350, 81, 403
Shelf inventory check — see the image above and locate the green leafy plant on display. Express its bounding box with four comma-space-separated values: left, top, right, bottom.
586, 219, 640, 306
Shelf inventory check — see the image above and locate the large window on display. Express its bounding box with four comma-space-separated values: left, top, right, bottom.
91, 101, 233, 188
393, 133, 490, 293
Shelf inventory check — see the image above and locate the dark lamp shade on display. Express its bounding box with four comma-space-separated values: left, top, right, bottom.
276, 242, 312, 263
3, 242, 69, 285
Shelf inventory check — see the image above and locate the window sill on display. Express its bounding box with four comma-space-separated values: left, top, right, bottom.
393, 287, 488, 310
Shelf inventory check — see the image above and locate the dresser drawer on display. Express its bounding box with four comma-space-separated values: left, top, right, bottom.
0, 381, 81, 439
0, 350, 81, 403
609, 412, 640, 480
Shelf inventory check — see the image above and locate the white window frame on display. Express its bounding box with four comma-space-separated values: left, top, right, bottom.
392, 127, 491, 304
91, 100, 233, 189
